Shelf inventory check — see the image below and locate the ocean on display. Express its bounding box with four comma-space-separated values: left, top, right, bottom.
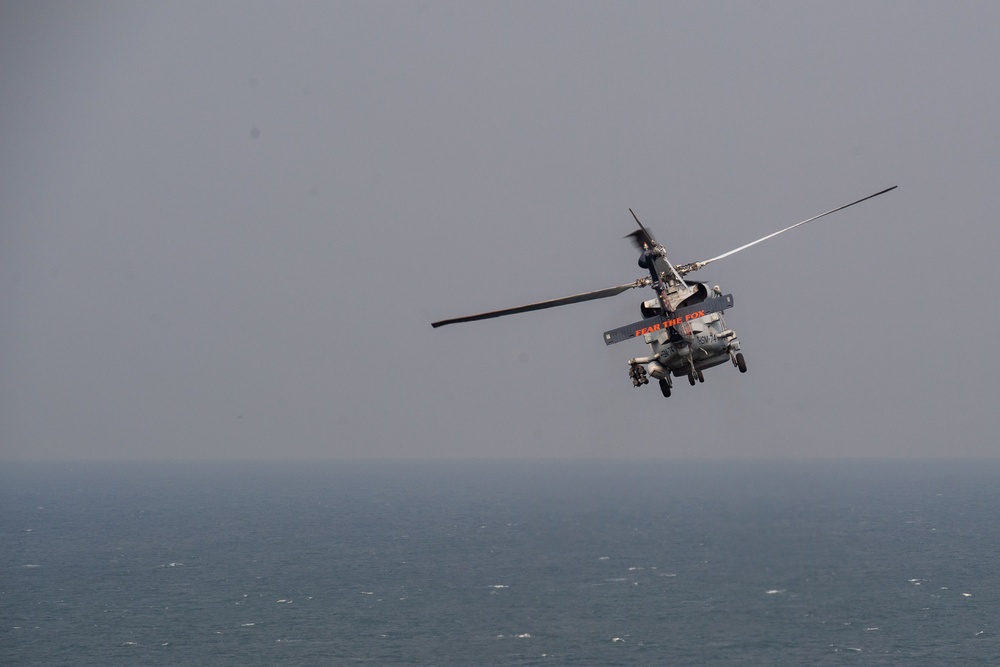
2, 459, 999, 665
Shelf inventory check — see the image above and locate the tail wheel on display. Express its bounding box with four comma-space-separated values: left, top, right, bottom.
659, 379, 671, 398
736, 353, 747, 373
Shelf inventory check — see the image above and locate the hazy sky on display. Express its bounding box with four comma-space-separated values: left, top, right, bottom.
3, 1, 999, 461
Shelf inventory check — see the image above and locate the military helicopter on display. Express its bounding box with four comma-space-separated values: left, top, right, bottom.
432, 186, 897, 397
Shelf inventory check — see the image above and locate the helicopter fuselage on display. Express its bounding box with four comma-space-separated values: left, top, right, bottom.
609, 279, 744, 393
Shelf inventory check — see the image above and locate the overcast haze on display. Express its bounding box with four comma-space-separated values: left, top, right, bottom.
2, 1, 998, 461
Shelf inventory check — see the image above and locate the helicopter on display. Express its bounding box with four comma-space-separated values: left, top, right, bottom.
432, 186, 897, 397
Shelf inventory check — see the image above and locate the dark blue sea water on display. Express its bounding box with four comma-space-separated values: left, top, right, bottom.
2, 459, 999, 665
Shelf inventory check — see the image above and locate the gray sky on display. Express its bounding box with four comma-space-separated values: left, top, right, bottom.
3, 1, 998, 461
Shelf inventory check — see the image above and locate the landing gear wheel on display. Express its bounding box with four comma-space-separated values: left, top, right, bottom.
736, 352, 747, 373
688, 372, 697, 386
659, 379, 671, 398
697, 369, 705, 383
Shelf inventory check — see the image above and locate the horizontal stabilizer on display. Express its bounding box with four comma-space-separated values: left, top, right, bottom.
603, 294, 734, 345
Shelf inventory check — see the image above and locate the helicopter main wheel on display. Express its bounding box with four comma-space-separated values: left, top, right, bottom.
697, 369, 705, 383
659, 378, 671, 398
735, 352, 747, 373
688, 372, 697, 386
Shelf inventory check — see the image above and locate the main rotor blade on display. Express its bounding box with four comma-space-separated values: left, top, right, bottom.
683, 185, 897, 272
431, 279, 649, 328
625, 208, 657, 250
